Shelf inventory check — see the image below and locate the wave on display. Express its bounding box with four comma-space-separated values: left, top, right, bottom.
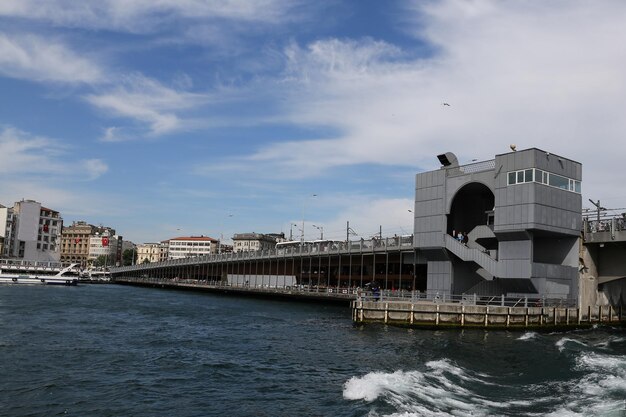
555, 337, 588, 352
343, 346, 626, 417
517, 331, 538, 341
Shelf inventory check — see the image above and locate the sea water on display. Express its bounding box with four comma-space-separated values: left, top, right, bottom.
0, 285, 624, 416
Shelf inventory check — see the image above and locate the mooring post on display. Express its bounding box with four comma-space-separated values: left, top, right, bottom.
525, 307, 529, 327
484, 306, 489, 327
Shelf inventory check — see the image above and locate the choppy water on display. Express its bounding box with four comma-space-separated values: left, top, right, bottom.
0, 285, 624, 417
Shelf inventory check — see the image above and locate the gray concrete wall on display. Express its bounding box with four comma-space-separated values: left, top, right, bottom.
426, 260, 452, 295
414, 170, 446, 248
494, 148, 581, 236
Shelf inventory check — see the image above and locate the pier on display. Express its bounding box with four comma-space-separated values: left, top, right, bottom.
351, 294, 625, 329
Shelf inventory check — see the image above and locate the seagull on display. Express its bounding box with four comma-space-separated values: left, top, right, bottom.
442, 102, 450, 106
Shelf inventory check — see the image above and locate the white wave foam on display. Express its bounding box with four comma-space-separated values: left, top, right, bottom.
343, 370, 422, 402
517, 331, 538, 341
344, 351, 626, 417
555, 337, 588, 352
343, 360, 521, 417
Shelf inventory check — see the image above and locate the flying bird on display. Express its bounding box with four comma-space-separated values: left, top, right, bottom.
442, 102, 450, 106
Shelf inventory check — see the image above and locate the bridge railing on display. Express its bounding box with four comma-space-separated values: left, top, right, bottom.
357, 290, 577, 308
112, 235, 415, 273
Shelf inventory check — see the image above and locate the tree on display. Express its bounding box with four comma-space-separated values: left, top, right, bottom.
92, 255, 108, 267
122, 248, 137, 266
142, 258, 150, 264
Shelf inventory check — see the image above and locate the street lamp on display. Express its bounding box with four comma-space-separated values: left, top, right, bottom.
301, 194, 317, 243
290, 223, 299, 241
312, 224, 324, 240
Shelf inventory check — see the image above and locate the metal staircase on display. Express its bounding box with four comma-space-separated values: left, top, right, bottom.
443, 234, 498, 278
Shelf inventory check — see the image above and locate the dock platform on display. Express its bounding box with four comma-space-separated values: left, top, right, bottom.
352, 298, 626, 329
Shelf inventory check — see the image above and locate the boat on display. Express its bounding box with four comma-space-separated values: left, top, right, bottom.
0, 264, 79, 286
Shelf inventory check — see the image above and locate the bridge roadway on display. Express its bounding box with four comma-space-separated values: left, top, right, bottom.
111, 235, 420, 293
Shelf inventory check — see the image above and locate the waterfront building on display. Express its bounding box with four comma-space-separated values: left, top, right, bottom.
167, 236, 218, 259
0, 199, 63, 262
60, 221, 113, 267
137, 242, 167, 264
413, 148, 581, 301
0, 204, 13, 257
232, 232, 285, 253
88, 230, 123, 267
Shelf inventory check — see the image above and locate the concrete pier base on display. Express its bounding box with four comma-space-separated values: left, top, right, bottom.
352, 300, 626, 330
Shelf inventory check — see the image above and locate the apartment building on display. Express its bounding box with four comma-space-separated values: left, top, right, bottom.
0, 199, 63, 261
167, 236, 218, 259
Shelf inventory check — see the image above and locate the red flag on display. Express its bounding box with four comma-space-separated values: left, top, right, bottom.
75, 238, 81, 243
102, 237, 109, 247
43, 224, 49, 232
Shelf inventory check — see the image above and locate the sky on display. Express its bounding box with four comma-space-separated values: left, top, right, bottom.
1, 0, 626, 245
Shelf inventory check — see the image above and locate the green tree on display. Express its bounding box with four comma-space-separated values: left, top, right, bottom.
122, 248, 137, 266
142, 258, 150, 264
92, 255, 108, 267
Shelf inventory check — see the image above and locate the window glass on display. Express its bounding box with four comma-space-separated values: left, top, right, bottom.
548, 173, 569, 190
508, 172, 516, 185
517, 171, 524, 183
524, 169, 533, 182
575, 181, 581, 193
542, 171, 548, 184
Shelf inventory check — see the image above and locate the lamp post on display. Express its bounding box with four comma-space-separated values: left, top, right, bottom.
346, 221, 358, 242
301, 194, 317, 243
290, 223, 299, 241
218, 213, 234, 254
312, 224, 324, 240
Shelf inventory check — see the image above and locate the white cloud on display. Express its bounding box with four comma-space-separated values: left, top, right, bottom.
0, 33, 103, 84
0, 0, 301, 32
81, 159, 109, 180
0, 127, 65, 174
228, 0, 626, 208
315, 197, 415, 241
86, 74, 207, 137
0, 180, 118, 218
0, 126, 108, 180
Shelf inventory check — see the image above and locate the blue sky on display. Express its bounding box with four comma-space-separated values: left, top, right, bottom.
1, 0, 626, 244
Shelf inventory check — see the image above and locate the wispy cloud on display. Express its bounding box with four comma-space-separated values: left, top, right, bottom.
0, 126, 108, 180
0, 0, 302, 33
86, 74, 208, 138
0, 33, 103, 84
204, 0, 626, 206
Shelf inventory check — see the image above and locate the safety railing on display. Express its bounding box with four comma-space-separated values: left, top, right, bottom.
356, 290, 577, 308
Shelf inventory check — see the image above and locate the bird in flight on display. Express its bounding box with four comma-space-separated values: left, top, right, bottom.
442, 102, 451, 106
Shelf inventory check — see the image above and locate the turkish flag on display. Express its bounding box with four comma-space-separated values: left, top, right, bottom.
75, 238, 81, 243
102, 237, 109, 247
43, 224, 49, 232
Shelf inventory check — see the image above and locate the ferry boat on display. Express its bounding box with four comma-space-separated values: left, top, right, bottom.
0, 264, 79, 286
